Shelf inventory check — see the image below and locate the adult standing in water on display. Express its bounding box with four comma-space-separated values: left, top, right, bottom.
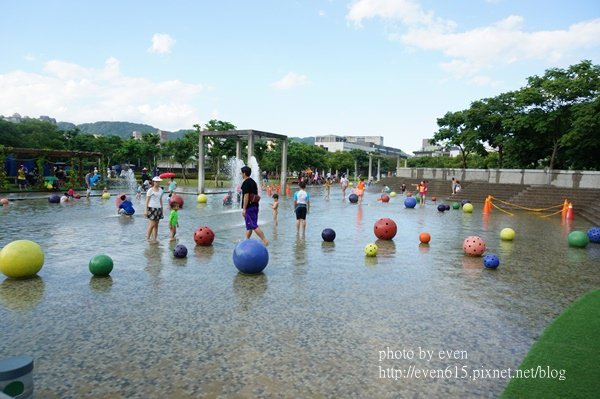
145, 176, 164, 241
241, 166, 269, 246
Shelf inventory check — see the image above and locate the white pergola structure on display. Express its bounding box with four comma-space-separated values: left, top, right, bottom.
197, 129, 289, 195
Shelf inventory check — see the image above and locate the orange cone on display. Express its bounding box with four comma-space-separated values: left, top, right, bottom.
566, 203, 574, 220
483, 195, 491, 214
286, 185, 291, 196
561, 199, 569, 218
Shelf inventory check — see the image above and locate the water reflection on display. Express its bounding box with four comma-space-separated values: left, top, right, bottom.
418, 243, 430, 254
375, 239, 396, 257
364, 255, 378, 267
321, 241, 335, 253
89, 275, 113, 293
194, 245, 215, 261
233, 272, 268, 313
143, 244, 163, 289
0, 276, 45, 311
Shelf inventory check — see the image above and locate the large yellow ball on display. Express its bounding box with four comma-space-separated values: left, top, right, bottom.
0, 240, 45, 279
501, 228, 516, 241
463, 203, 474, 213
348, 182, 354, 187
197, 194, 208, 203
389, 191, 397, 197
101, 192, 110, 200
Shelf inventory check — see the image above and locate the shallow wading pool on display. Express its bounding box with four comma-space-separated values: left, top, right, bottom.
1, 187, 599, 398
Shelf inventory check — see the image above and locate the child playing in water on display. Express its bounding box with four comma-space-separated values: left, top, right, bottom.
136, 181, 143, 200
169, 202, 180, 240
118, 194, 135, 216
324, 178, 331, 200
168, 177, 177, 197
271, 193, 279, 225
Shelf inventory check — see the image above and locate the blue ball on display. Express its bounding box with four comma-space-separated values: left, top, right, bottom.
404, 197, 417, 208
437, 204, 446, 212
587, 227, 600, 243
445, 204, 451, 211
173, 244, 188, 258
461, 199, 471, 207
348, 193, 359, 203
48, 194, 60, 203
232, 239, 269, 274
321, 228, 336, 242
483, 254, 500, 269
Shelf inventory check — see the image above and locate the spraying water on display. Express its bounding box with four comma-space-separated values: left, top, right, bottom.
248, 156, 261, 193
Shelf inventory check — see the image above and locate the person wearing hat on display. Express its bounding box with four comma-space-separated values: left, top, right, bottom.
144, 176, 164, 241
141, 168, 151, 191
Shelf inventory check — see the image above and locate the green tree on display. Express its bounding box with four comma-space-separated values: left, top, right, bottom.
515, 60, 600, 170
433, 111, 485, 169
326, 150, 354, 174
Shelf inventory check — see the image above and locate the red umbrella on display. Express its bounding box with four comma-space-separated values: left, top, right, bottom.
159, 172, 176, 179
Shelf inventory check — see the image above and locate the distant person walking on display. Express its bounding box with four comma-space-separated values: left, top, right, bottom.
340, 174, 349, 199
241, 166, 269, 245
451, 177, 457, 195
144, 176, 164, 241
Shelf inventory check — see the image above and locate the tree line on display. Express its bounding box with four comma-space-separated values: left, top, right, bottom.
429, 60, 600, 171
0, 118, 394, 181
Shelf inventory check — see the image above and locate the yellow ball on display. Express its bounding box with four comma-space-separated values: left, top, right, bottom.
463, 203, 474, 213
348, 182, 354, 187
364, 243, 378, 257
197, 194, 208, 203
101, 192, 110, 200
501, 228, 516, 241
389, 191, 397, 197
46, 183, 53, 190
0, 240, 45, 279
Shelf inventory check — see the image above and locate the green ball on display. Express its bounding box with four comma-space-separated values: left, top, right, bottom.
89, 254, 114, 276
364, 243, 378, 257
463, 203, 474, 213
0, 240, 45, 279
568, 231, 589, 248
501, 228, 516, 241
452, 202, 460, 209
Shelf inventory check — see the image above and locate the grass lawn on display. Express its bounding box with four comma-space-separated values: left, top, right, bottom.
501, 289, 600, 398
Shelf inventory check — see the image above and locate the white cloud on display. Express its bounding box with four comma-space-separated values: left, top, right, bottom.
319, 10, 326, 17
0, 58, 204, 130
271, 72, 309, 90
347, 0, 440, 28
346, 0, 600, 84
148, 33, 176, 54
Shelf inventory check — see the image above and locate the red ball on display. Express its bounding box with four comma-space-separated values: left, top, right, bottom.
419, 232, 431, 244
463, 236, 486, 256
169, 194, 184, 209
374, 218, 397, 240
380, 194, 390, 203
431, 197, 437, 202
194, 226, 215, 246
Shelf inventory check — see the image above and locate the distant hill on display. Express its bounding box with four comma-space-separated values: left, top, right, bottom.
291, 136, 315, 145
77, 121, 158, 139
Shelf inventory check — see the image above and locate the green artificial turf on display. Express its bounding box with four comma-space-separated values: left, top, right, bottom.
501, 289, 600, 399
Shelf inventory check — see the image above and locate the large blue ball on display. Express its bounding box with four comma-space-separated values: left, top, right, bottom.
321, 228, 336, 242
445, 205, 451, 211
173, 244, 188, 258
461, 199, 471, 207
404, 197, 417, 208
348, 193, 359, 203
437, 204, 446, 212
48, 194, 60, 203
233, 239, 269, 274
483, 254, 500, 269
587, 227, 600, 243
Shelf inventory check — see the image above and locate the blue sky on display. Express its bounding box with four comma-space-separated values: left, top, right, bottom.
1, 0, 599, 154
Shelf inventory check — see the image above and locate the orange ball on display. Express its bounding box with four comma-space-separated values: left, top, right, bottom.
419, 232, 431, 244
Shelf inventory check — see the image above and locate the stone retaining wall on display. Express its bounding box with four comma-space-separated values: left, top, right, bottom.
395, 167, 600, 189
